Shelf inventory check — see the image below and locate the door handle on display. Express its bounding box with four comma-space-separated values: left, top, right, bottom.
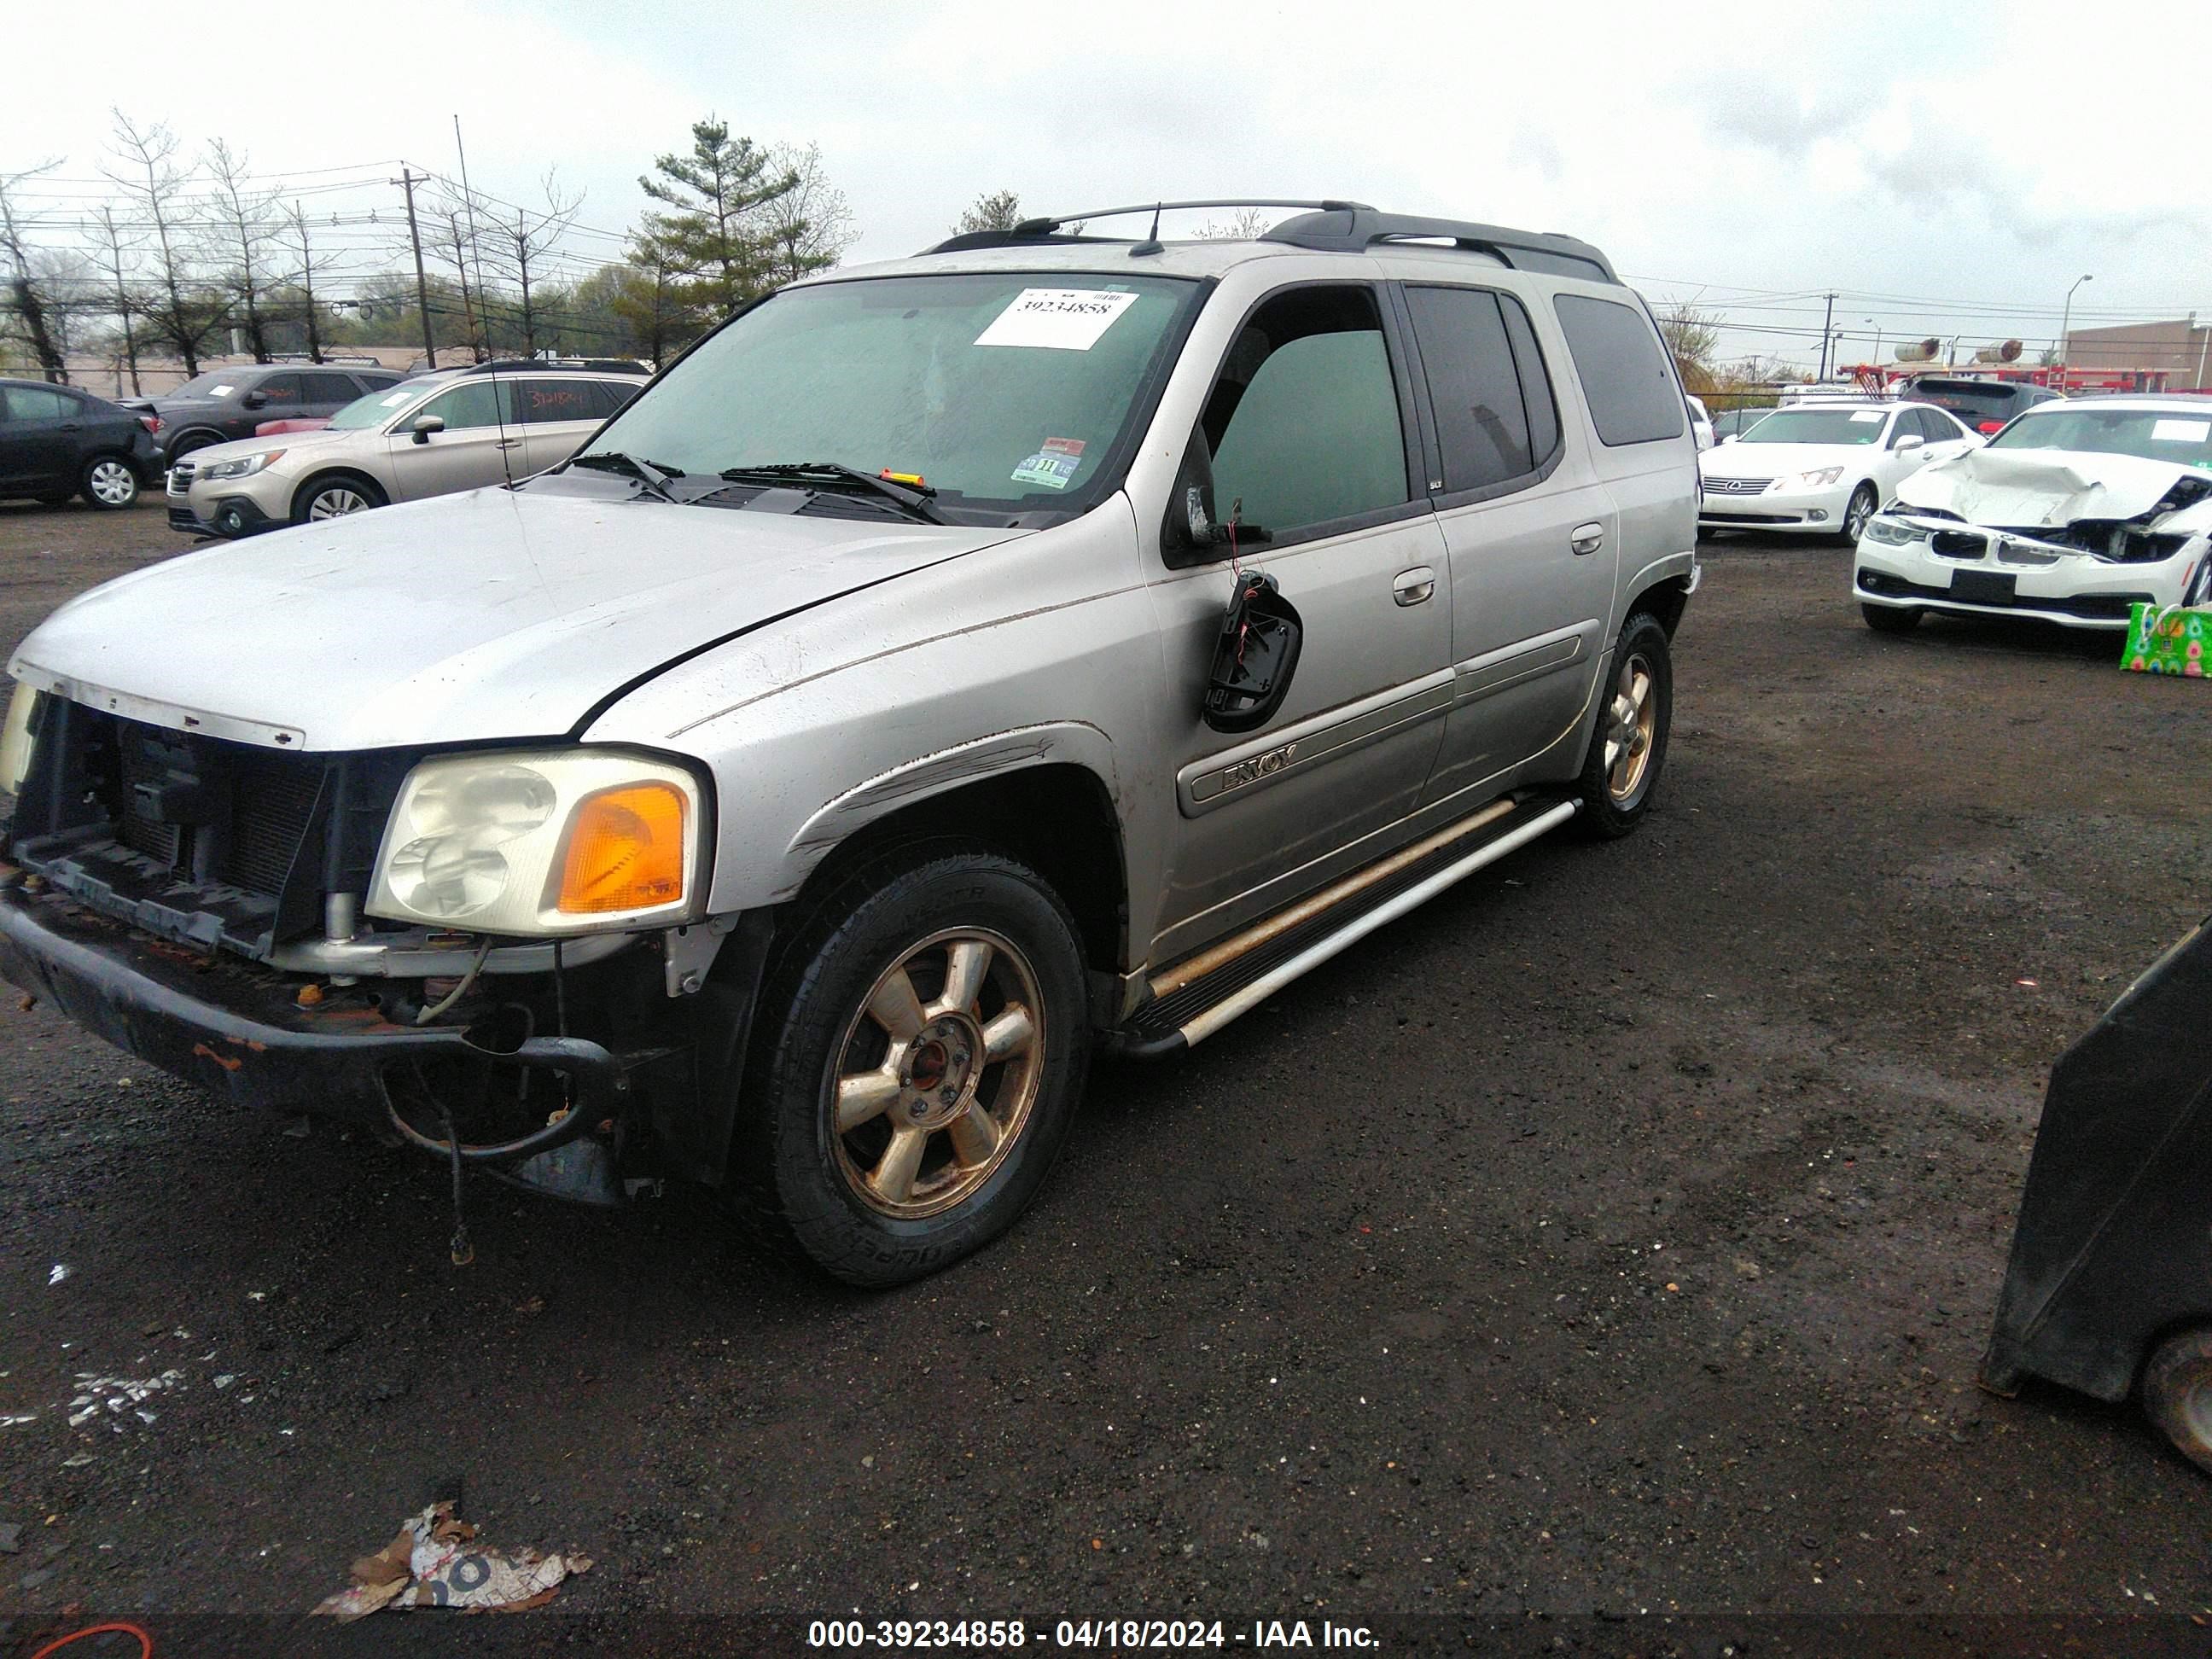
1569, 522, 1605, 556
496, 439, 522, 449
1392, 565, 1435, 607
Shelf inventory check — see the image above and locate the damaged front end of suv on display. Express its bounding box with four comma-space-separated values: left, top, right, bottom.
0, 680, 754, 1215
1854, 402, 2212, 632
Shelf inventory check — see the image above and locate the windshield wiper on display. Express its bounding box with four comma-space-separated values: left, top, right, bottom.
718, 462, 946, 524
569, 451, 684, 502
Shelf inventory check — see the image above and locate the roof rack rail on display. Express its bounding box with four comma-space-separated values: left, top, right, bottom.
914, 201, 1617, 282
452, 357, 650, 376
1260, 209, 1617, 282
917, 199, 1371, 256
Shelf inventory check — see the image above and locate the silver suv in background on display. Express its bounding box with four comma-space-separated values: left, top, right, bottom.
3, 201, 1697, 1286
165, 360, 648, 537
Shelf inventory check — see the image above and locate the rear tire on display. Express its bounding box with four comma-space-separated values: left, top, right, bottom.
2143, 1326, 2212, 1476
80, 456, 139, 509
1861, 602, 1923, 635
1575, 612, 1672, 839
732, 849, 1091, 1287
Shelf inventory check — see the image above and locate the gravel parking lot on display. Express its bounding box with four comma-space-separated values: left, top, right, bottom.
3, 498, 2209, 1654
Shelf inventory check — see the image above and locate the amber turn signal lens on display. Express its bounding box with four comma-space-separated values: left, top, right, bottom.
556, 783, 687, 913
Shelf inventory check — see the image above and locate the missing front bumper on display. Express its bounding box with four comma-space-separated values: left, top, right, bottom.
0, 875, 626, 1147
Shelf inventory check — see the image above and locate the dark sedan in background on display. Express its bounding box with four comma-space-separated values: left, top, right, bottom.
0, 379, 164, 510
124, 362, 407, 463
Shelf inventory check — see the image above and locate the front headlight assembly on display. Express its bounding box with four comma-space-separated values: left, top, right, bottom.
196, 449, 287, 480
1, 681, 40, 808
1788, 466, 1846, 489
365, 749, 708, 934
1862, 515, 1929, 547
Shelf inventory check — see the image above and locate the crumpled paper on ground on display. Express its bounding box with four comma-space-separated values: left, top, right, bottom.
312, 1500, 591, 1620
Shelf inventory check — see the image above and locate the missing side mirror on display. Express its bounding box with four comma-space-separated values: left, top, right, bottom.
1202, 569, 1303, 733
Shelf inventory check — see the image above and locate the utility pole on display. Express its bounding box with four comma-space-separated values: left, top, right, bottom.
392, 166, 438, 370
1818, 290, 1837, 381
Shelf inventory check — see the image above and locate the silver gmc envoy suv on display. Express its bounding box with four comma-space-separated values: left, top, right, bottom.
0, 201, 1697, 1285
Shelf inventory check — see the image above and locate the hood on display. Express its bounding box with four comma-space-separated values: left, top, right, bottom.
1701, 441, 1875, 477
184, 427, 360, 466
12, 485, 1023, 753
1892, 446, 2212, 527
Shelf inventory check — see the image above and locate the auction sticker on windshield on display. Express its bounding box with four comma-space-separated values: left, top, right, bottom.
2152, 418, 2210, 444
975, 288, 1139, 351
1850, 410, 1883, 422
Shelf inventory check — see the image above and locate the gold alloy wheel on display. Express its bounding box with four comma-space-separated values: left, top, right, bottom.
828, 927, 1045, 1220
1603, 651, 1657, 805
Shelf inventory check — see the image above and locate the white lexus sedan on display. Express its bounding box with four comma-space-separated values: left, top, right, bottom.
1854, 397, 2212, 633
1697, 399, 1980, 541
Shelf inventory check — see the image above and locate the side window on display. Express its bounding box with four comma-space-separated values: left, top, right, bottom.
299, 371, 359, 403
254, 372, 306, 406
590, 380, 639, 418
1553, 294, 1684, 446
418, 380, 514, 431
518, 379, 597, 425
4, 386, 74, 422
1202, 285, 1409, 541
1405, 285, 1540, 495
358, 371, 401, 390
1498, 299, 1560, 464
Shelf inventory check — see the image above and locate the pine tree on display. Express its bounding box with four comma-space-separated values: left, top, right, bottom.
632, 118, 797, 336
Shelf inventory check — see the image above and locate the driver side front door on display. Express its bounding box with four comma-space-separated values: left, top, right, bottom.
1145, 281, 1452, 967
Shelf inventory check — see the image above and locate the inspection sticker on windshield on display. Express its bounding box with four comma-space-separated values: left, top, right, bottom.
1850, 410, 1883, 422
2153, 418, 2211, 444
975, 288, 1139, 351
1012, 450, 1080, 490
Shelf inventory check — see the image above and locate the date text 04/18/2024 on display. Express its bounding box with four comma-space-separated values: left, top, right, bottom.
804, 1619, 1380, 1649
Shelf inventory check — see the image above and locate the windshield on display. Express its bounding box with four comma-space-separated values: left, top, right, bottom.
1988, 406, 2212, 469
167, 370, 239, 399
328, 385, 428, 430
1737, 409, 1891, 445
588, 272, 1199, 517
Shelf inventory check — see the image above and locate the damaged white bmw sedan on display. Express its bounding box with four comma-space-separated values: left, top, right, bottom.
1854, 397, 2212, 633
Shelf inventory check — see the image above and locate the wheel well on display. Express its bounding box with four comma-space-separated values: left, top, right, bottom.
291, 469, 386, 516
790, 762, 1127, 976
168, 428, 224, 454
1630, 574, 1693, 639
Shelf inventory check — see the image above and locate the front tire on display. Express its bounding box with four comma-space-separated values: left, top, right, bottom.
1861, 602, 1922, 635
80, 456, 139, 509
1575, 612, 1673, 839
735, 850, 1091, 1287
2144, 1327, 2212, 1476
292, 474, 386, 524
1840, 482, 1877, 544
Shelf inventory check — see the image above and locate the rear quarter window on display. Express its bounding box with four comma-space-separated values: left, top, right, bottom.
1553, 294, 1684, 446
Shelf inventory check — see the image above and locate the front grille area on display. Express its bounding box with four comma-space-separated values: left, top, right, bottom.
1702, 476, 1771, 497
9, 703, 410, 958
1856, 568, 2152, 621
166, 462, 195, 497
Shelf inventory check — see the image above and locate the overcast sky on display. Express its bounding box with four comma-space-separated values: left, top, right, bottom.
8, 0, 2206, 370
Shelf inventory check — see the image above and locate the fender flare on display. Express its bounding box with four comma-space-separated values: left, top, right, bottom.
782, 720, 1123, 879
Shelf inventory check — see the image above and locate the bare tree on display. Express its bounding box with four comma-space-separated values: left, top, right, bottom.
1656, 302, 1721, 392
0, 161, 68, 381
282, 201, 342, 363
749, 143, 856, 285
204, 137, 279, 361
32, 247, 99, 364
952, 189, 1024, 236
88, 203, 145, 392
105, 111, 223, 375
422, 189, 490, 361
1193, 207, 1275, 241
608, 238, 683, 370
486, 171, 583, 358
